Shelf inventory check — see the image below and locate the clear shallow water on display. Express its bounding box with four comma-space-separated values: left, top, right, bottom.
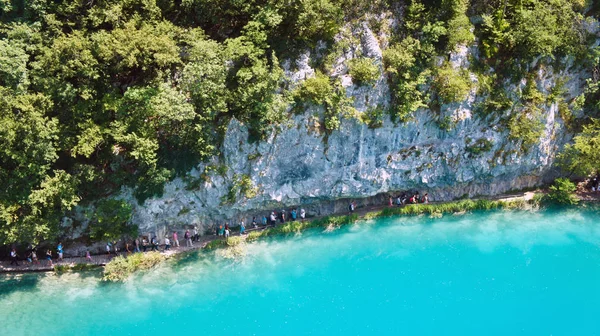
2, 208, 600, 335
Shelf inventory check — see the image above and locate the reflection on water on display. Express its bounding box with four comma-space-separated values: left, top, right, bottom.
1, 207, 600, 335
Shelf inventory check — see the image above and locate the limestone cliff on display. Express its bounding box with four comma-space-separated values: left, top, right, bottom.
122, 20, 588, 237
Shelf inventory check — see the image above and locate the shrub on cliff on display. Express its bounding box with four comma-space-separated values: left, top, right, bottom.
545, 178, 578, 205
87, 199, 138, 242
348, 57, 379, 85
432, 64, 471, 104
558, 119, 600, 176
103, 252, 165, 282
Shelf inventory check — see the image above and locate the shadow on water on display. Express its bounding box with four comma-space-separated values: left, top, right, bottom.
54, 268, 103, 281
0, 273, 42, 297
170, 249, 212, 269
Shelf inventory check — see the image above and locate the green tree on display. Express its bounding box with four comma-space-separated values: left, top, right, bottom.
348, 57, 380, 85
87, 199, 137, 242
432, 63, 471, 104
545, 178, 578, 205
558, 119, 600, 176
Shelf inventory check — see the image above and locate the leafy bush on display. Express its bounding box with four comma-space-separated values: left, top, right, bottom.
432, 64, 471, 104
437, 116, 454, 131
507, 108, 545, 152
361, 105, 385, 128
103, 252, 165, 282
545, 178, 578, 205
383, 38, 429, 122
221, 174, 259, 205
445, 0, 475, 50
87, 199, 138, 242
348, 57, 380, 85
466, 138, 494, 155
294, 72, 352, 132
558, 119, 600, 176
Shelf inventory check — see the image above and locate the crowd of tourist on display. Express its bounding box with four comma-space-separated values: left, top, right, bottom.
214, 207, 308, 240
389, 192, 429, 206
5, 190, 432, 267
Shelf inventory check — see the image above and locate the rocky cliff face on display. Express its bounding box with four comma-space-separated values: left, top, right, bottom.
121, 20, 585, 237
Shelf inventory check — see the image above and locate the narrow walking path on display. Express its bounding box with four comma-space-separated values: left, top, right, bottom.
3, 189, 590, 274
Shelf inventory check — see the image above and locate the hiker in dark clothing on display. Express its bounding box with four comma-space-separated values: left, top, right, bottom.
10, 248, 19, 266
280, 210, 286, 223
151, 237, 159, 251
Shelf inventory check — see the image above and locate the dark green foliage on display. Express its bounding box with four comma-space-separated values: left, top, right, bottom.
476, 0, 587, 74
558, 119, 600, 176
432, 63, 471, 104
348, 57, 379, 85
293, 72, 352, 131
220, 174, 258, 205
436, 115, 454, 131
87, 199, 137, 242
465, 138, 494, 155
545, 178, 578, 205
361, 105, 385, 128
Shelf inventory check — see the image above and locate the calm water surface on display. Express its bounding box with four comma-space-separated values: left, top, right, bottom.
1, 208, 600, 335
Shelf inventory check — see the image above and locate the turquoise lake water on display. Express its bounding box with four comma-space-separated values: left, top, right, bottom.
1, 208, 600, 335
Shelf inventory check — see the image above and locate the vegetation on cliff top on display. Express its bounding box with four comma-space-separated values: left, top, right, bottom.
0, 0, 598, 245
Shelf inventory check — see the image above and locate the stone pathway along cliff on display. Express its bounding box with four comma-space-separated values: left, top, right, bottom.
3, 190, 592, 274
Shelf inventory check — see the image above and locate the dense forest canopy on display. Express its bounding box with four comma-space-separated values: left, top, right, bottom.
0, 0, 598, 245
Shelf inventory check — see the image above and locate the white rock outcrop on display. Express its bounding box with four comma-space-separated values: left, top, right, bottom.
118, 22, 584, 237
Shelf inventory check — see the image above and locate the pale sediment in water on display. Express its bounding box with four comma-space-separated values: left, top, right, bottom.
1, 207, 600, 335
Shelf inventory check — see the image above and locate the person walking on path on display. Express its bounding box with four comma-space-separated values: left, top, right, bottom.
240, 220, 246, 235
164, 237, 171, 251
46, 250, 53, 266
389, 196, 393, 207
291, 209, 297, 221
106, 242, 111, 256
193, 227, 199, 242
125, 241, 131, 254
10, 248, 19, 266
184, 230, 192, 247
224, 227, 230, 241
57, 242, 63, 261
142, 238, 148, 252
300, 208, 306, 222
262, 216, 268, 227
31, 249, 39, 265
270, 212, 277, 226
151, 237, 159, 251
173, 231, 179, 248
252, 217, 258, 228
349, 201, 355, 214
280, 210, 286, 224
86, 250, 92, 262
134, 238, 140, 253
113, 241, 119, 256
